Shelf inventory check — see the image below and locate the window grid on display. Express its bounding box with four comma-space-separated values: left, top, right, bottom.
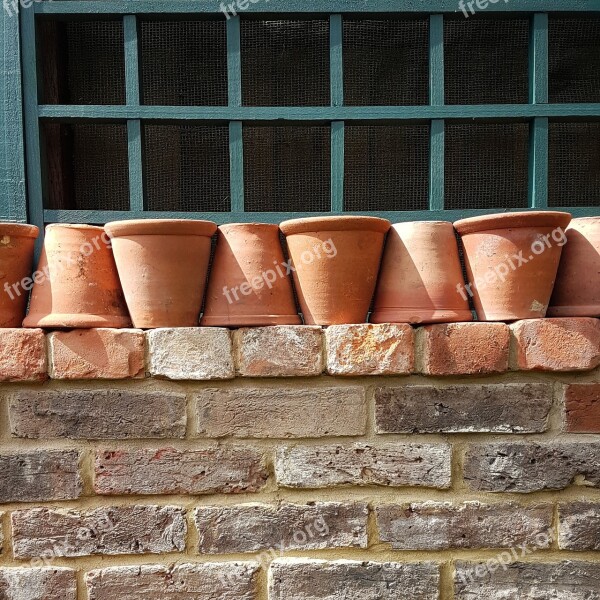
19, 2, 600, 253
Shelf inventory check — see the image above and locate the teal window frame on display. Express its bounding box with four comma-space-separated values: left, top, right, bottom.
4, 0, 600, 250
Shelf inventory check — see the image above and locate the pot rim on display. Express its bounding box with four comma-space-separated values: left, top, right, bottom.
46, 223, 105, 233
105, 219, 217, 238
0, 223, 39, 239
454, 211, 572, 235
280, 215, 391, 236
218, 223, 280, 232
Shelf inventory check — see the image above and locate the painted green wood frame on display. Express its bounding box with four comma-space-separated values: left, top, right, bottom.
14, 0, 600, 236
1, 6, 27, 222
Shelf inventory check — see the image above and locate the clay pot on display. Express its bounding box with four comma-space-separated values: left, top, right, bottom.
548, 217, 600, 317
201, 223, 300, 327
0, 223, 39, 327
104, 219, 217, 328
454, 211, 572, 321
371, 221, 472, 324
280, 216, 390, 325
23, 224, 131, 328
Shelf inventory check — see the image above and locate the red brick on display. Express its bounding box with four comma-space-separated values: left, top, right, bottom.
325, 324, 414, 376
565, 384, 600, 433
511, 318, 600, 372
418, 323, 509, 376
0, 328, 46, 381
48, 329, 145, 379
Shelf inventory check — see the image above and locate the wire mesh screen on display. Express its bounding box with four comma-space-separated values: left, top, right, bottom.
549, 123, 600, 207
244, 126, 330, 212
140, 20, 228, 106
445, 17, 529, 105
445, 123, 529, 209
549, 17, 600, 104
40, 21, 125, 105
143, 125, 230, 212
42, 124, 129, 210
344, 125, 429, 211
241, 20, 329, 106
343, 19, 429, 106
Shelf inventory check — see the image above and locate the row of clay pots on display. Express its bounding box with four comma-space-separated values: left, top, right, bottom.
1, 212, 598, 328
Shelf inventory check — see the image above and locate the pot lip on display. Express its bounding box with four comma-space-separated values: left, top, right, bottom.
218, 222, 280, 232
105, 219, 217, 238
280, 215, 391, 235
0, 223, 39, 239
454, 211, 572, 235
46, 223, 104, 233
568, 216, 600, 226
391, 220, 452, 228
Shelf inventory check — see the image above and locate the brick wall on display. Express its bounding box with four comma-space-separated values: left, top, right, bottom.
0, 320, 599, 599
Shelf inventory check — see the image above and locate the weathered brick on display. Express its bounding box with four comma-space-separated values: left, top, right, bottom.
377, 501, 553, 550
147, 327, 234, 380
195, 387, 366, 438
559, 502, 600, 551
565, 384, 600, 433
94, 447, 268, 495
455, 561, 600, 599
0, 328, 46, 382
12, 505, 186, 559
234, 326, 323, 377
418, 322, 509, 376
48, 329, 145, 379
0, 450, 81, 503
0, 567, 77, 600
269, 559, 439, 600
375, 384, 552, 434
511, 318, 600, 371
464, 442, 600, 492
10, 390, 186, 439
86, 563, 259, 600
196, 502, 368, 554
276, 443, 451, 489
325, 323, 414, 376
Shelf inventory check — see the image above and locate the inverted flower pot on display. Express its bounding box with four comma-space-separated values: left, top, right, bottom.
23, 224, 131, 328
548, 217, 600, 317
280, 216, 390, 325
454, 211, 572, 321
371, 221, 472, 324
0, 223, 39, 327
201, 223, 300, 327
104, 219, 217, 328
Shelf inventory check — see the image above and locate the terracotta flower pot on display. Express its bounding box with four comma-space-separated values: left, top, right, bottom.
201, 223, 300, 327
104, 219, 217, 328
454, 211, 572, 321
371, 221, 472, 324
548, 217, 600, 317
0, 223, 39, 327
23, 224, 131, 328
280, 216, 390, 325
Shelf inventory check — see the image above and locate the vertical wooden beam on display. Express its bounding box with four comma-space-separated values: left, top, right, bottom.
124, 15, 144, 212
330, 14, 344, 212
21, 7, 45, 252
1, 5, 27, 222
429, 14, 444, 211
227, 15, 244, 213
528, 13, 549, 208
